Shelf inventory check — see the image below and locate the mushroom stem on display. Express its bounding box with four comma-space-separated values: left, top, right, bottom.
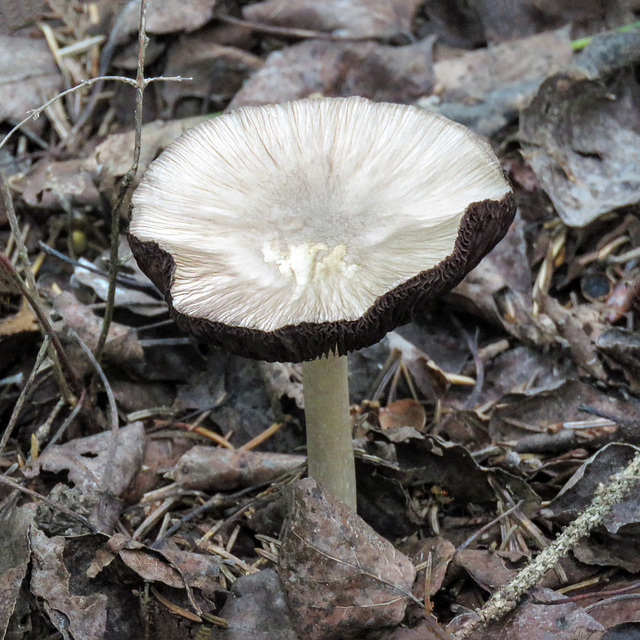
302, 353, 357, 509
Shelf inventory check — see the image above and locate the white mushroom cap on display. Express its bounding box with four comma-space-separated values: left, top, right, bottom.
129, 97, 515, 362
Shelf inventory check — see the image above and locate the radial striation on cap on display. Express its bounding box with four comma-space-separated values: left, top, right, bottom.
129, 96, 516, 363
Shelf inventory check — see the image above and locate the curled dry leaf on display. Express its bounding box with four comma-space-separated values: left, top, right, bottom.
166, 446, 306, 491
278, 478, 416, 640
379, 398, 427, 432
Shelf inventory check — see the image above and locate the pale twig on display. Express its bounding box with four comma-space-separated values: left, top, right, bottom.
454, 450, 640, 638
94, 0, 149, 363
0, 74, 184, 155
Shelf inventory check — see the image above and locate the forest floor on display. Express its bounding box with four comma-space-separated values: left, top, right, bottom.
2, 1, 640, 639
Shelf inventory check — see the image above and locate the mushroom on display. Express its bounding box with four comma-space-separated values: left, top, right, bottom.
128, 97, 515, 510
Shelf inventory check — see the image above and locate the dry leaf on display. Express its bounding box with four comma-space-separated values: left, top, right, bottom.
0, 504, 36, 638
243, 0, 423, 39
279, 478, 416, 640
379, 399, 427, 431
0, 36, 62, 122
167, 446, 305, 491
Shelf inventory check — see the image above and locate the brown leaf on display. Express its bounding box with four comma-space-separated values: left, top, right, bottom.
0, 298, 38, 336
433, 28, 572, 102
52, 290, 145, 367
454, 549, 516, 592
597, 328, 640, 392
489, 380, 635, 452
113, 0, 217, 35
401, 536, 456, 600
278, 478, 416, 640
546, 443, 640, 534
467, 0, 602, 43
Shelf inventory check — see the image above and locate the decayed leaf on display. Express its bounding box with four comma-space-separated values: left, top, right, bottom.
278, 478, 416, 640
466, 0, 602, 43
0, 504, 36, 638
27, 422, 145, 533
114, 0, 217, 35
72, 253, 165, 317
14, 158, 101, 210
209, 569, 299, 640
453, 549, 516, 592
166, 446, 305, 491
30, 528, 108, 640
229, 37, 434, 108
243, 0, 423, 39
489, 380, 636, 452
259, 361, 304, 411
401, 536, 456, 600
0, 35, 62, 122
450, 588, 605, 640
421, 29, 572, 135
52, 290, 145, 366
546, 443, 640, 534
433, 29, 572, 102
520, 67, 640, 227
579, 577, 640, 629
598, 328, 640, 391
30, 422, 145, 495
162, 37, 263, 117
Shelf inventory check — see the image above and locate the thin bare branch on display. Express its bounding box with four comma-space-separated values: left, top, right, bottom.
94, 0, 149, 363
